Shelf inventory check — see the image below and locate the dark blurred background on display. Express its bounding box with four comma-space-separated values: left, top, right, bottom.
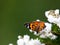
0, 0, 60, 45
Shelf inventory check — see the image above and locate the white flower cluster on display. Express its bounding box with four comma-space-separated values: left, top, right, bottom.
9, 35, 45, 45
17, 35, 45, 45
29, 20, 57, 40
45, 9, 60, 28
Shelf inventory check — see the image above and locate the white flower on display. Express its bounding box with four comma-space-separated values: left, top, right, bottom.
9, 43, 13, 45
17, 39, 24, 45
36, 19, 40, 21
44, 23, 52, 32
55, 9, 59, 15
28, 38, 45, 45
45, 9, 60, 28
23, 35, 30, 44
29, 29, 33, 32
18, 35, 22, 39
45, 11, 50, 18
50, 34, 57, 40
47, 32, 57, 40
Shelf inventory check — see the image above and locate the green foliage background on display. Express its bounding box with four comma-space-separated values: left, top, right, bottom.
0, 0, 60, 45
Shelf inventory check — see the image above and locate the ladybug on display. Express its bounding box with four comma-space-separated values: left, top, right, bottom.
24, 20, 46, 33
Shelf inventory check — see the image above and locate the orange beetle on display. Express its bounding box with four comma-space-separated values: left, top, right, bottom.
24, 21, 46, 33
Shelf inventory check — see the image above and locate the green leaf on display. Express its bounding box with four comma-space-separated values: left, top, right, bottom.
52, 23, 60, 35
